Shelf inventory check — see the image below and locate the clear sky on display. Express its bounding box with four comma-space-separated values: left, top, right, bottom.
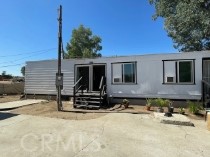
0, 0, 177, 76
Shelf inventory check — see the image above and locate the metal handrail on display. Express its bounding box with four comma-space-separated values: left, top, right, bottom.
75, 85, 83, 94
99, 76, 104, 90
99, 76, 106, 106
73, 77, 83, 88
101, 85, 106, 95
202, 80, 210, 88
73, 77, 83, 105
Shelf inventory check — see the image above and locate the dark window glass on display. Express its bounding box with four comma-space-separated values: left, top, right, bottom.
179, 61, 192, 83
124, 63, 135, 83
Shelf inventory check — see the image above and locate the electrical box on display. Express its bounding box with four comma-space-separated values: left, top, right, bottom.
56, 73, 63, 89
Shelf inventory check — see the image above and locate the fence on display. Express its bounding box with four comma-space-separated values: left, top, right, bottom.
0, 82, 24, 95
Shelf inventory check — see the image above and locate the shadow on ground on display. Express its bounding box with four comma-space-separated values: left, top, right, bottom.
0, 112, 19, 120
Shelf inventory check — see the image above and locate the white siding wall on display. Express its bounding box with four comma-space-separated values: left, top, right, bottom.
25, 60, 75, 95
25, 51, 210, 100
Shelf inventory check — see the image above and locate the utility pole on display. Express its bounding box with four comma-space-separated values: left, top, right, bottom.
56, 5, 63, 111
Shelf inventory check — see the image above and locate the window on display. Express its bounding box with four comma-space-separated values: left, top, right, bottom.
178, 61, 193, 83
163, 60, 194, 84
124, 63, 135, 83
112, 62, 136, 84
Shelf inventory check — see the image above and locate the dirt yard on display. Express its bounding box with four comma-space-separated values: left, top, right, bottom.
10, 100, 205, 121
11, 101, 108, 120
0, 95, 22, 103
1, 95, 205, 121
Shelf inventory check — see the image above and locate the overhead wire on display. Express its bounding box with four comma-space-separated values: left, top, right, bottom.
0, 63, 25, 68
0, 48, 56, 58
0, 47, 57, 68
0, 49, 55, 65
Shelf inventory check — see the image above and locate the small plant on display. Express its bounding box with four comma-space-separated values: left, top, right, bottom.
146, 98, 153, 107
122, 99, 130, 108
145, 98, 153, 111
187, 101, 203, 114
122, 99, 129, 104
154, 98, 171, 113
179, 107, 185, 114
155, 98, 170, 108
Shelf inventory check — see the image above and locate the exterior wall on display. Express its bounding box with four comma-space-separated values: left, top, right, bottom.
25, 51, 210, 100
25, 60, 75, 95
109, 56, 199, 99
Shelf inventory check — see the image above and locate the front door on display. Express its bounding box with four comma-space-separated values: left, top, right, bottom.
75, 64, 106, 92
77, 66, 90, 91
92, 65, 105, 91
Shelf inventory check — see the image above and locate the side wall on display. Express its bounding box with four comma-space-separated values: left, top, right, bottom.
25, 51, 210, 100
25, 60, 75, 95
107, 55, 201, 100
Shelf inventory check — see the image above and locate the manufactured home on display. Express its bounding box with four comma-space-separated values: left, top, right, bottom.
25, 51, 210, 108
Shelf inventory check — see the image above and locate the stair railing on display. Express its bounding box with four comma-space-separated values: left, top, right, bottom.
201, 80, 210, 108
99, 76, 106, 106
73, 77, 83, 105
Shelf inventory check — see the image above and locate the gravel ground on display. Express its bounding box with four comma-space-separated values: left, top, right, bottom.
0, 95, 22, 103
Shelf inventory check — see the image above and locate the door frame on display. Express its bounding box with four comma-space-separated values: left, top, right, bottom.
202, 58, 210, 81
75, 63, 107, 92
75, 65, 91, 90
92, 64, 106, 92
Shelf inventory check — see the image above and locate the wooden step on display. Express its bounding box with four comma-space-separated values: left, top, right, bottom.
76, 100, 100, 104
87, 105, 100, 109
73, 91, 107, 110
77, 97, 101, 100
73, 104, 100, 109
79, 93, 100, 96
73, 104, 87, 108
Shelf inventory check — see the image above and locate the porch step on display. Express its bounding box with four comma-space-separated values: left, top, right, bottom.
73, 104, 100, 110
77, 97, 101, 100
87, 105, 100, 109
76, 100, 100, 104
74, 91, 107, 110
79, 93, 100, 96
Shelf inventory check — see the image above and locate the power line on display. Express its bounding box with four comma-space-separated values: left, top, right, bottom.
0, 63, 25, 68
0, 48, 56, 58
0, 49, 54, 65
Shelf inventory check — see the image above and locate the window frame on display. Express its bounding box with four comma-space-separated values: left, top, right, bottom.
163, 59, 195, 85
177, 60, 194, 84
112, 62, 137, 84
